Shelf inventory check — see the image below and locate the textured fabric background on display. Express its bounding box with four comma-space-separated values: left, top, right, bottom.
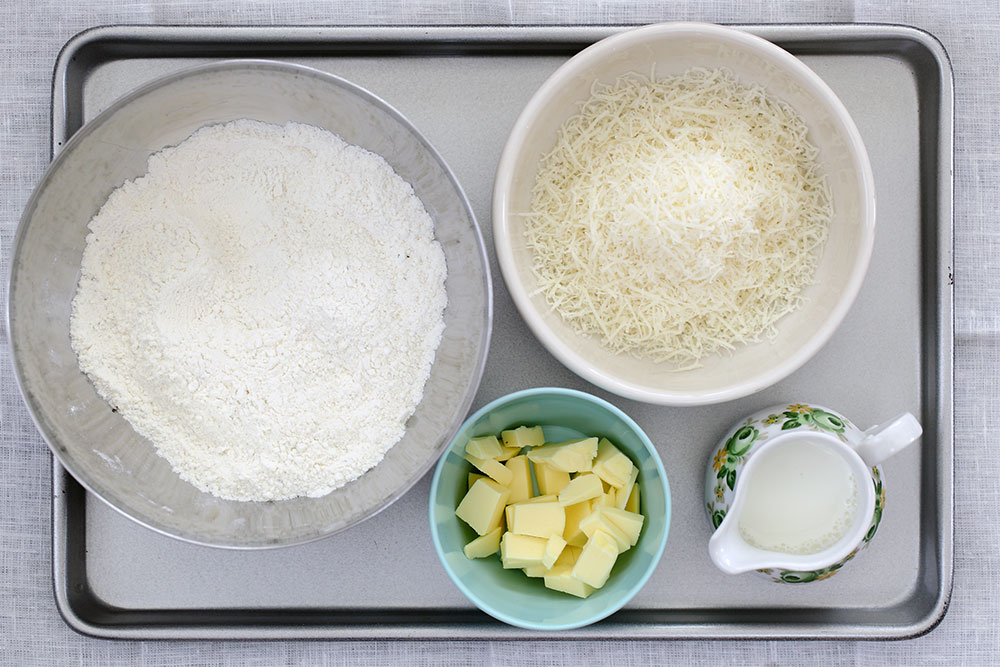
1, 1, 995, 664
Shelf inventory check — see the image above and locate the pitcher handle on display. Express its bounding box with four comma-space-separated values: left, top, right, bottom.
853, 412, 922, 467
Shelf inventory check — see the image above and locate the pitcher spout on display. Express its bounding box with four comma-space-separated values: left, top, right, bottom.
708, 510, 783, 574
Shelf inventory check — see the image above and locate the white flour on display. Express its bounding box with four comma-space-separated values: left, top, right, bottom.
69, 120, 447, 502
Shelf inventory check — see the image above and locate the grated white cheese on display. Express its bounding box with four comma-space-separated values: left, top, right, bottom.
526, 68, 832, 366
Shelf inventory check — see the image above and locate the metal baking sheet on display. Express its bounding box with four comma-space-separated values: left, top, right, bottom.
49, 24, 953, 640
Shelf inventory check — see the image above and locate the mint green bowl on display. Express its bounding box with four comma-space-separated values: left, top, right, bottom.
428, 387, 671, 630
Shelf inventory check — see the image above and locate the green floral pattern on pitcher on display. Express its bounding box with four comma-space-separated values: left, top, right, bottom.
704, 403, 884, 584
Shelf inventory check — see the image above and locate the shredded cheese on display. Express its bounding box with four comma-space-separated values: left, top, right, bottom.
526, 68, 832, 366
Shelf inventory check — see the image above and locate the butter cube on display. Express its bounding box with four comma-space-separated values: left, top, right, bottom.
624, 482, 640, 514
527, 437, 598, 473
571, 529, 619, 588
578, 507, 630, 552
592, 438, 635, 488
508, 500, 566, 539
558, 473, 604, 507
463, 526, 503, 559
600, 506, 644, 547
523, 563, 548, 578
523, 494, 557, 504
466, 435, 503, 460
495, 445, 522, 461
504, 455, 533, 504
456, 479, 510, 536
563, 501, 591, 547
544, 563, 596, 598
523, 545, 579, 577
614, 465, 639, 509
468, 472, 487, 490
501, 425, 545, 449
500, 532, 548, 569
534, 462, 571, 495
542, 534, 568, 569
464, 453, 514, 487
595, 490, 616, 508
557, 544, 583, 567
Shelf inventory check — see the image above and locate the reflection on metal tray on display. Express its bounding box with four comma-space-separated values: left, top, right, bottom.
51, 24, 953, 640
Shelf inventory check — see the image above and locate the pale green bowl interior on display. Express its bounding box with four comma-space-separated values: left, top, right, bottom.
429, 387, 671, 630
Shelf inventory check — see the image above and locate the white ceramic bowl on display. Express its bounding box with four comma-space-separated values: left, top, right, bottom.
493, 22, 875, 406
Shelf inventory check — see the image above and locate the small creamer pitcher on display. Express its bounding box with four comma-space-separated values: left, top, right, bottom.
704, 403, 921, 583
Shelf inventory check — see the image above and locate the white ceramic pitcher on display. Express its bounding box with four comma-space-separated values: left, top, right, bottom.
704, 403, 921, 583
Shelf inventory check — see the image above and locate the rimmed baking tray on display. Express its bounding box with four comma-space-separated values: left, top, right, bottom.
49, 24, 953, 639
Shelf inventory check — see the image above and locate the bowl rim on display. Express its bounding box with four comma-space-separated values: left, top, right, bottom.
427, 386, 672, 630
7, 58, 493, 550
492, 21, 877, 407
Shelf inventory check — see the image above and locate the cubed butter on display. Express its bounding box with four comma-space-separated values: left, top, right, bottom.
468, 472, 487, 490
596, 490, 616, 508
500, 532, 548, 569
523, 494, 557, 504
543, 563, 596, 598
463, 526, 503, 559
533, 462, 571, 495
557, 544, 583, 567
501, 425, 545, 449
495, 445, 522, 461
571, 529, 619, 588
455, 478, 510, 536
508, 500, 566, 539
578, 507, 630, 552
592, 438, 635, 488
624, 481, 640, 514
614, 465, 639, 509
599, 506, 644, 547
558, 472, 604, 507
563, 501, 591, 547
523, 563, 548, 578
465, 435, 503, 460
504, 455, 533, 504
464, 453, 514, 487
542, 534, 567, 569
527, 437, 598, 473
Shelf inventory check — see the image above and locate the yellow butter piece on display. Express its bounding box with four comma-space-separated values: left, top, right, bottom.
614, 465, 639, 509
578, 507, 630, 553
533, 461, 571, 495
500, 532, 548, 569
563, 501, 591, 547
595, 490, 616, 508
508, 500, 566, 539
599, 506, 644, 547
504, 455, 533, 504
592, 438, 635, 488
558, 472, 604, 507
572, 529, 619, 588
464, 453, 514, 487
501, 425, 545, 449
466, 435, 503, 460
542, 534, 568, 569
468, 472, 487, 490
523, 494, 557, 504
558, 544, 583, 567
624, 481, 640, 514
495, 445, 522, 461
523, 563, 548, 578
463, 526, 503, 559
455, 478, 510, 536
527, 437, 598, 473
543, 562, 596, 598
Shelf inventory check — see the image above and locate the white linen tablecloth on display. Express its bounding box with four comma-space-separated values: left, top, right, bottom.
1, 1, 996, 664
